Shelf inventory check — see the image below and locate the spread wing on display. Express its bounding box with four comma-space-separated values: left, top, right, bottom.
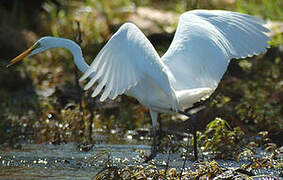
79, 23, 174, 103
162, 10, 270, 93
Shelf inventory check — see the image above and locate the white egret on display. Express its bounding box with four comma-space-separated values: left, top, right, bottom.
8, 10, 270, 161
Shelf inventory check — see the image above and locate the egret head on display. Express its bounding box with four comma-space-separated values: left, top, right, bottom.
7, 37, 52, 67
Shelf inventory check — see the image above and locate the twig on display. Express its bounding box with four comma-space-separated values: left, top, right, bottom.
75, 21, 83, 45
74, 21, 87, 140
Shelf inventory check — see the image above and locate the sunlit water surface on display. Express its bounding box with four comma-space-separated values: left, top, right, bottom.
0, 142, 282, 179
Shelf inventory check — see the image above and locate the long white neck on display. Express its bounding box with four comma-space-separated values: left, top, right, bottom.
44, 37, 89, 73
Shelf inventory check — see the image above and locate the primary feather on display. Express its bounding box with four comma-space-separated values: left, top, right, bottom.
162, 10, 270, 110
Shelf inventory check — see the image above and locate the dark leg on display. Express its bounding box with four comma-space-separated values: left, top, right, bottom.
157, 115, 163, 140
178, 110, 199, 161
179, 112, 199, 178
193, 125, 198, 161
144, 126, 157, 163
144, 110, 160, 163
188, 113, 198, 161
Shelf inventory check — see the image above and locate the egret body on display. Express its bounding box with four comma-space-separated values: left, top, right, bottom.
8, 10, 270, 161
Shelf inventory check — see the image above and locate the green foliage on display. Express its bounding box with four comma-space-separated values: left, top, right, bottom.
236, 0, 283, 21
199, 118, 245, 159
234, 53, 283, 132
86, 0, 133, 21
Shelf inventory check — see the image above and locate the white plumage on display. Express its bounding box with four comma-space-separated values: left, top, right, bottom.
79, 10, 270, 124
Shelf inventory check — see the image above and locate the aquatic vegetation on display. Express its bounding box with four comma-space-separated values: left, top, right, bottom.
199, 118, 245, 159
92, 150, 282, 179
237, 131, 283, 172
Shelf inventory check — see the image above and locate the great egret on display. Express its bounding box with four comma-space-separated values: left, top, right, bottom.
8, 10, 270, 161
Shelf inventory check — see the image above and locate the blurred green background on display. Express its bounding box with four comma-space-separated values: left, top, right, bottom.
0, 0, 282, 147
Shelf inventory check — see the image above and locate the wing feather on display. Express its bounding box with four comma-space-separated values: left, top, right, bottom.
79, 23, 174, 103
97, 60, 112, 101
111, 59, 121, 99
83, 56, 108, 90
162, 9, 270, 95
108, 60, 119, 100
100, 61, 116, 101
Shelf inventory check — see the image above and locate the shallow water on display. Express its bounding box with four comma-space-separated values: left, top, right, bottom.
0, 142, 282, 179
0, 143, 149, 179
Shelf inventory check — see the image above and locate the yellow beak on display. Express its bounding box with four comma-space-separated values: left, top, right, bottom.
6, 46, 34, 67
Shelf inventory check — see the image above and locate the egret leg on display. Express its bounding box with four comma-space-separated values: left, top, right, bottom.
178, 110, 199, 161
144, 126, 158, 163
157, 115, 163, 141
144, 110, 159, 163
189, 114, 198, 161
192, 122, 198, 161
